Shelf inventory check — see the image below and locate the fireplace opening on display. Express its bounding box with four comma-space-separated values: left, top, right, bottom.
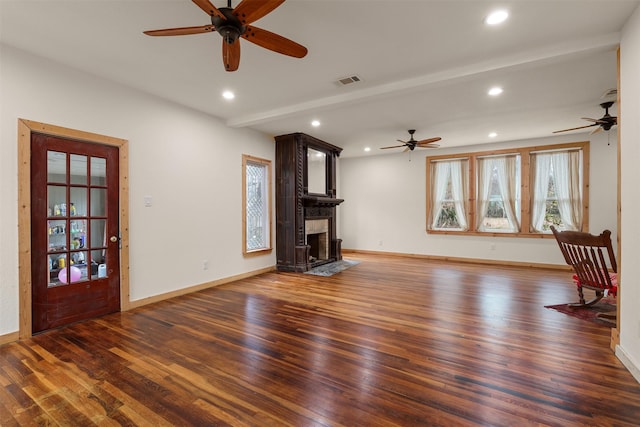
305, 219, 329, 262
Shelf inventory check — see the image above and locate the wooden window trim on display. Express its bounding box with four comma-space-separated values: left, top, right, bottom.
426, 141, 589, 238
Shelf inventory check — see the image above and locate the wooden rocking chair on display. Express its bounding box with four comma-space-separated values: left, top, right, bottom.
550, 226, 618, 323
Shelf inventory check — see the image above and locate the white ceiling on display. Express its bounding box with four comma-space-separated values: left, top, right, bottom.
1, 0, 637, 157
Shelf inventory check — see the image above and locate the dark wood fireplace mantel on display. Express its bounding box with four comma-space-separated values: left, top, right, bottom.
302, 195, 344, 207
275, 133, 343, 272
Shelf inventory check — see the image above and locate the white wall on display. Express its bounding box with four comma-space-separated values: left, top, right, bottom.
0, 45, 276, 335
619, 5, 640, 381
338, 133, 617, 265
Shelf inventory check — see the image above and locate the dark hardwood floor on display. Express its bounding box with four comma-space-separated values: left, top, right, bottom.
1, 253, 639, 426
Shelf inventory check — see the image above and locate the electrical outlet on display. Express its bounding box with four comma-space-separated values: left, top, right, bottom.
203, 260, 209, 270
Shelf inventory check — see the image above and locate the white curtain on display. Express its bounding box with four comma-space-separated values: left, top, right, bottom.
551, 151, 582, 230
531, 153, 552, 232
430, 161, 451, 229
496, 156, 519, 231
476, 157, 493, 229
450, 160, 468, 230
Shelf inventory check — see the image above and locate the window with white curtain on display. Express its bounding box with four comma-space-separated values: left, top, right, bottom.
476, 155, 521, 232
429, 159, 469, 231
242, 155, 272, 255
426, 142, 588, 237
531, 150, 583, 232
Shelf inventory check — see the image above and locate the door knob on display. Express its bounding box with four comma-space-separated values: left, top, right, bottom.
110, 236, 118, 243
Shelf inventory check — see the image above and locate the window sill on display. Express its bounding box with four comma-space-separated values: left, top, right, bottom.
426, 230, 556, 239
243, 248, 273, 257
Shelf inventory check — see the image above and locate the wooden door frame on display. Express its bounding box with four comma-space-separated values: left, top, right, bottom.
17, 119, 130, 338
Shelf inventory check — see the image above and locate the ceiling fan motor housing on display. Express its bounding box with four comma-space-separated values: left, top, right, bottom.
212, 7, 245, 43
599, 101, 615, 130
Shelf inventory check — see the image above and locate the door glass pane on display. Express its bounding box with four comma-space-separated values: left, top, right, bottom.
91, 157, 106, 185
68, 249, 89, 284
48, 185, 67, 217
90, 219, 107, 248
50, 254, 68, 287
70, 187, 87, 216
91, 249, 107, 279
90, 188, 107, 216
70, 154, 88, 185
47, 151, 66, 183
48, 219, 67, 252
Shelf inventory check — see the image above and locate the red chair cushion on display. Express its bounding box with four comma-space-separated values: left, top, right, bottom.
572, 272, 617, 296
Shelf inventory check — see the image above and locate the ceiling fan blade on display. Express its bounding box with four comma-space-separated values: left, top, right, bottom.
416, 137, 442, 145
222, 39, 240, 72
552, 123, 598, 134
242, 25, 307, 58
192, 0, 226, 19
380, 145, 406, 149
396, 139, 408, 144
590, 126, 604, 135
581, 117, 600, 123
144, 25, 215, 37
417, 144, 440, 149
403, 147, 410, 153
234, 0, 285, 25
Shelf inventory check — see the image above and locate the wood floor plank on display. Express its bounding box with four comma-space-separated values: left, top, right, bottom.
1, 253, 639, 426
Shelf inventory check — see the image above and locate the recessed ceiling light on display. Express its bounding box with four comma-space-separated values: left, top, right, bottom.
311, 120, 320, 127
222, 90, 235, 100
364, 147, 371, 152
485, 10, 509, 25
488, 86, 503, 96
488, 132, 498, 138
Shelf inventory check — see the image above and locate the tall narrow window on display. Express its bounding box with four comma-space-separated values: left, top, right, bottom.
476, 155, 520, 232
243, 155, 272, 255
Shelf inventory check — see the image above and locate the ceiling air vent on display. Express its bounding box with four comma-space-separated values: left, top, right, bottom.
336, 75, 362, 86
601, 88, 617, 99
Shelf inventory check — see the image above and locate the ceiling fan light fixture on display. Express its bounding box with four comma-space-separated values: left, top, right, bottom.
485, 10, 509, 25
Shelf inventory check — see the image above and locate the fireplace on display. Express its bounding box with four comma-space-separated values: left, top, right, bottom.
275, 133, 344, 272
305, 219, 329, 262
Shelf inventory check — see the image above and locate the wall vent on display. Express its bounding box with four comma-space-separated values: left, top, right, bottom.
336, 75, 362, 86
601, 88, 617, 99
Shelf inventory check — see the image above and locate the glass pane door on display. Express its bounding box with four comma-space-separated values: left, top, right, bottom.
46, 151, 109, 286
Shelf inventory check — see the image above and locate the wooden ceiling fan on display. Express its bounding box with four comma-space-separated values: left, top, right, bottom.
144, 0, 307, 72
380, 130, 441, 152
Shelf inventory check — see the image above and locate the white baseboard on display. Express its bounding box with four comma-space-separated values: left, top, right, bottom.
616, 345, 640, 384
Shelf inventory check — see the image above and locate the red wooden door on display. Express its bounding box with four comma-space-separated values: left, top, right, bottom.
31, 133, 120, 333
